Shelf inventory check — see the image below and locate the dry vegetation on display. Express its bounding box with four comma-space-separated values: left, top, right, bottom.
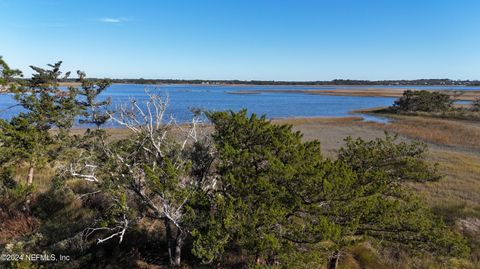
369, 115, 480, 151
273, 116, 364, 125
230, 88, 480, 101
417, 150, 480, 216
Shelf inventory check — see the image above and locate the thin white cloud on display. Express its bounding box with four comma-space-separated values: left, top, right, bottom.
100, 17, 126, 24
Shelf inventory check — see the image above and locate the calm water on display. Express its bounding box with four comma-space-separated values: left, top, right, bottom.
0, 84, 477, 125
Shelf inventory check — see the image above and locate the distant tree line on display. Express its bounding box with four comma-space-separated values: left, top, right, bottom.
54, 78, 480, 86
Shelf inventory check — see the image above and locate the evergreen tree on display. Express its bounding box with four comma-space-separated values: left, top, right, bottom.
198, 110, 468, 268
0, 60, 110, 185
0, 56, 22, 90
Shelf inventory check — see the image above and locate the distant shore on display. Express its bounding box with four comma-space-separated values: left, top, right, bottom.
57, 82, 480, 87
3, 84, 480, 102
227, 88, 480, 101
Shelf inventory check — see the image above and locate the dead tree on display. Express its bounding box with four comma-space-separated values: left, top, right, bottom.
69, 91, 216, 266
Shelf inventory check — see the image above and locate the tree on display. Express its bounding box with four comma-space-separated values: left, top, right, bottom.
68, 93, 215, 266
199, 110, 468, 268
332, 134, 467, 267
0, 60, 110, 185
0, 56, 22, 91
0, 116, 56, 185
203, 109, 339, 265
392, 90, 453, 112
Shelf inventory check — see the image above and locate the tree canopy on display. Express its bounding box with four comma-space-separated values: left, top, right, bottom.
195, 110, 468, 267
0, 61, 110, 185
391, 90, 453, 112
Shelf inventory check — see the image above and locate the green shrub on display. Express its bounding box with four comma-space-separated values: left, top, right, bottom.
392, 90, 453, 112
0, 168, 17, 191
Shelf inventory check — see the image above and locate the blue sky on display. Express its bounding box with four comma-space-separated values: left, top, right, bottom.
1, 0, 479, 80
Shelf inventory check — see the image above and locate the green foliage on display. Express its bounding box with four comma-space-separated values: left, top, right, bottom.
13, 61, 102, 131
0, 59, 111, 184
198, 110, 469, 267
0, 56, 23, 91
190, 196, 231, 264
75, 70, 112, 127
6, 183, 35, 202
206, 110, 337, 260
0, 167, 17, 190
72, 106, 217, 266
0, 167, 35, 205
1, 241, 48, 269
336, 135, 468, 258
392, 90, 453, 112
0, 116, 56, 173
338, 133, 441, 183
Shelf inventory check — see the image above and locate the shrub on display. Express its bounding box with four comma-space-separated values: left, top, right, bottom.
0, 168, 17, 191
392, 90, 453, 112
32, 183, 97, 246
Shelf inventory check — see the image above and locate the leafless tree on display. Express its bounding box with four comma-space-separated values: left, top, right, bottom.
69, 90, 216, 266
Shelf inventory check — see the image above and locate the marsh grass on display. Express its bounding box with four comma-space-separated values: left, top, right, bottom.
391, 110, 480, 121
231, 89, 480, 101
367, 115, 480, 150
409, 150, 480, 218
359, 115, 480, 220
273, 116, 364, 125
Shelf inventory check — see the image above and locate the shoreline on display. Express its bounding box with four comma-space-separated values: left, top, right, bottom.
2, 83, 479, 100
227, 88, 480, 101
67, 115, 375, 131
58, 82, 480, 87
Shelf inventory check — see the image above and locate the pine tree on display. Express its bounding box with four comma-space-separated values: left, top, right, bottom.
0, 56, 22, 91
0, 60, 110, 185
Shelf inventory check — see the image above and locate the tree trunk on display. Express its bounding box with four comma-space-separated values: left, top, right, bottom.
27, 165, 34, 185
164, 218, 174, 265
173, 229, 185, 266
164, 218, 185, 267
327, 251, 340, 269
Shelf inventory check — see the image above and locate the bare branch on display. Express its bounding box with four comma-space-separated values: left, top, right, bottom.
83, 214, 129, 244
69, 159, 100, 182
